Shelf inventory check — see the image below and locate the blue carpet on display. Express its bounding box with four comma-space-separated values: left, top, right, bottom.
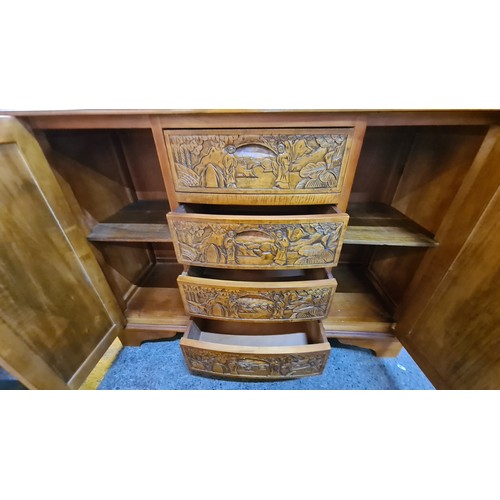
98, 337, 434, 390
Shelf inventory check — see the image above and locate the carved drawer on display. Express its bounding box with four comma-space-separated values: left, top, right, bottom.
164, 128, 354, 205
178, 267, 337, 322
167, 205, 349, 270
180, 319, 330, 380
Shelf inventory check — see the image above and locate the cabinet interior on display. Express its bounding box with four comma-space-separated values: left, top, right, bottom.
40, 124, 488, 343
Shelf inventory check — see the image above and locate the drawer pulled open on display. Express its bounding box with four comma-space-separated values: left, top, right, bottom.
180, 319, 330, 380
178, 267, 337, 322
167, 204, 349, 269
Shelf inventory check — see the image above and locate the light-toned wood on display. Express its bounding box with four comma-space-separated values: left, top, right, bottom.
399, 184, 500, 389
0, 116, 123, 389
120, 327, 181, 347
336, 336, 403, 357
151, 116, 179, 210
181, 319, 330, 380
350, 127, 416, 205
325, 264, 401, 358
164, 128, 355, 205
44, 129, 154, 303
90, 243, 153, 307
116, 261, 188, 346
158, 110, 500, 128
79, 337, 123, 390
178, 267, 337, 322
4, 109, 500, 387
88, 200, 171, 242
368, 247, 428, 310
121, 262, 188, 345
392, 126, 487, 234
337, 121, 366, 212
367, 126, 487, 313
126, 287, 188, 326
118, 129, 167, 200
67, 323, 121, 389
168, 205, 349, 269
345, 203, 437, 247
81, 200, 430, 249
396, 126, 500, 332
6, 110, 499, 131
323, 264, 394, 334
44, 129, 137, 225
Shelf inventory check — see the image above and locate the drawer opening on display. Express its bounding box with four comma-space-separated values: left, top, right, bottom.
175, 204, 341, 216
186, 319, 325, 347
181, 319, 330, 379
185, 267, 333, 282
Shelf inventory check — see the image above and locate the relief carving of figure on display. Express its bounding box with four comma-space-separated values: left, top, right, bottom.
224, 145, 237, 188
271, 292, 286, 318
273, 229, 289, 266
274, 143, 290, 189
223, 230, 238, 265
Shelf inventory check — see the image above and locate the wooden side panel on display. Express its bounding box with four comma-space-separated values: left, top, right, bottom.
399, 186, 500, 389
392, 126, 487, 233
348, 126, 412, 204
370, 126, 488, 308
118, 129, 167, 201
0, 117, 123, 389
44, 129, 136, 224
396, 126, 500, 331
43, 129, 153, 304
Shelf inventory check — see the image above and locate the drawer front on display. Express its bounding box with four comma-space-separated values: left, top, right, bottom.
180, 320, 330, 380
164, 128, 354, 205
168, 207, 349, 270
178, 270, 337, 322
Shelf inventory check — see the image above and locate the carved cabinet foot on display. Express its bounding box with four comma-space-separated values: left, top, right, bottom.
334, 336, 403, 357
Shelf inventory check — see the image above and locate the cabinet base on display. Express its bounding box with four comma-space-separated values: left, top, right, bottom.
119, 324, 186, 346
328, 332, 402, 357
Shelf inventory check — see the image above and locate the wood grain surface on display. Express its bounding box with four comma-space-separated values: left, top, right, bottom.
0, 117, 123, 389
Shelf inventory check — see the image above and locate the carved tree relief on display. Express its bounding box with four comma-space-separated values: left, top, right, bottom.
182, 346, 329, 379
181, 284, 333, 321
167, 132, 349, 192
172, 220, 345, 268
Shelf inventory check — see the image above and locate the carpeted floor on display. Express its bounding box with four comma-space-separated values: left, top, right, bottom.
98, 337, 434, 390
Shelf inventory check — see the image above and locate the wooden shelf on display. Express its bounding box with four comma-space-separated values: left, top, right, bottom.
323, 264, 395, 335
127, 262, 394, 336
345, 202, 438, 247
88, 200, 436, 248
88, 200, 171, 243
125, 262, 188, 327
121, 261, 401, 353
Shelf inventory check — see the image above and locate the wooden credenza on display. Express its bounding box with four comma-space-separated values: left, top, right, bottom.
1, 110, 499, 388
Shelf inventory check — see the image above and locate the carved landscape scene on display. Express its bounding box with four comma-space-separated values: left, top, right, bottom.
171, 220, 345, 268
180, 283, 333, 321
182, 346, 329, 379
167, 132, 349, 192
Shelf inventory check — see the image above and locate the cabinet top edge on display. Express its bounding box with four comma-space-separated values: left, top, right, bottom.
2, 108, 500, 116
3, 109, 500, 129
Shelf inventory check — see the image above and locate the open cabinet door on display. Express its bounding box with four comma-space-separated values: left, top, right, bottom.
0, 117, 124, 389
395, 126, 500, 389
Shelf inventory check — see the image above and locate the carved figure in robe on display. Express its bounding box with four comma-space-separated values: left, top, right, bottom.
273, 230, 289, 265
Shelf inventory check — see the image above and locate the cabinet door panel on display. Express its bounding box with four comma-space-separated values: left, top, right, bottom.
396, 127, 500, 389
0, 117, 123, 389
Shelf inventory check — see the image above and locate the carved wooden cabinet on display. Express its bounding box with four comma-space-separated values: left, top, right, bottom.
164, 127, 359, 379
1, 110, 500, 388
